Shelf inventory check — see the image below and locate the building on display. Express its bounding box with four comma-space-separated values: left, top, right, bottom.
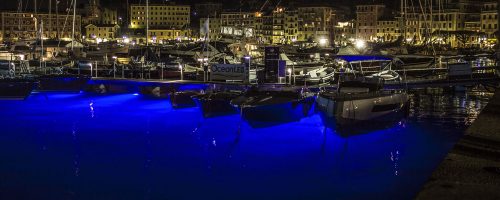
148, 29, 191, 44
481, 2, 498, 40
1, 12, 82, 41
334, 20, 356, 46
253, 8, 298, 44
271, 8, 298, 44
376, 18, 400, 42
101, 8, 118, 25
129, 3, 190, 29
356, 4, 385, 41
199, 18, 221, 40
297, 6, 334, 44
85, 24, 120, 42
220, 12, 256, 38
83, 0, 101, 25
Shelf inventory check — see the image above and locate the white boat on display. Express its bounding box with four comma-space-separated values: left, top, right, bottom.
316, 77, 409, 127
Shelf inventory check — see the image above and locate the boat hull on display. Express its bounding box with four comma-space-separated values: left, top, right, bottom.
194, 98, 238, 118
316, 92, 409, 127
0, 79, 37, 100
239, 96, 315, 128
170, 91, 199, 109
36, 74, 90, 92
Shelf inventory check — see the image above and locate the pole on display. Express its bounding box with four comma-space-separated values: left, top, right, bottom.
40, 19, 43, 71
71, 0, 76, 50
179, 64, 183, 81
49, 0, 52, 38
146, 0, 149, 47
161, 63, 164, 80
497, 0, 500, 58
56, 0, 59, 39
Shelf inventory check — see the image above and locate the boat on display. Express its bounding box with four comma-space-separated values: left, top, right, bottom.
170, 90, 201, 109
316, 76, 409, 129
35, 74, 90, 92
0, 60, 37, 100
230, 86, 315, 128
334, 55, 444, 81
192, 90, 243, 118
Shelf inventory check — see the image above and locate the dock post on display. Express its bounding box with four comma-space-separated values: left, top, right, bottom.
113, 61, 116, 79
95, 61, 98, 78
161, 63, 164, 80
122, 65, 125, 79
180, 64, 183, 81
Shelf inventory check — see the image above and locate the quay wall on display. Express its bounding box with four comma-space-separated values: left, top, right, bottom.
417, 90, 500, 199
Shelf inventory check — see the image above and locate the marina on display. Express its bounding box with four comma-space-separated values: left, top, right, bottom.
1, 0, 500, 199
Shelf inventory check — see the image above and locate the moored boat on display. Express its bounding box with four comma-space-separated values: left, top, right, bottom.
192, 91, 242, 118
231, 86, 315, 127
170, 90, 201, 109
0, 78, 37, 100
36, 74, 90, 92
316, 77, 409, 129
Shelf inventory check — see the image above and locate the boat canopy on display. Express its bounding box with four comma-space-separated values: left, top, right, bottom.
336, 55, 392, 63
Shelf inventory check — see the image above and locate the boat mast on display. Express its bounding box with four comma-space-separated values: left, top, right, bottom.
401, 0, 405, 40
40, 19, 43, 69
49, 0, 52, 39
71, 0, 76, 50
56, 0, 59, 39
497, 0, 500, 54
146, 0, 149, 47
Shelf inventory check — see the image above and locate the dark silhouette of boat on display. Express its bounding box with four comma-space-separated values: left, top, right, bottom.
0, 78, 37, 100
36, 74, 90, 92
192, 91, 242, 118
231, 86, 315, 128
170, 90, 200, 109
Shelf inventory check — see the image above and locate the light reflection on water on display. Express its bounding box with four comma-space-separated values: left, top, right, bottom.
0, 88, 492, 200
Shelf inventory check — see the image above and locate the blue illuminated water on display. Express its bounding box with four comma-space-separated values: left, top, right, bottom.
0, 89, 491, 200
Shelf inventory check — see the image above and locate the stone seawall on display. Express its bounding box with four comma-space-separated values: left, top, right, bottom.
417, 90, 500, 199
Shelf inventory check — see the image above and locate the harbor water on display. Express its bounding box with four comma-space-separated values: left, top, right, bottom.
0, 89, 492, 200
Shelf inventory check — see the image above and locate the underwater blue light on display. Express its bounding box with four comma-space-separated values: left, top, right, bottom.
0, 91, 487, 200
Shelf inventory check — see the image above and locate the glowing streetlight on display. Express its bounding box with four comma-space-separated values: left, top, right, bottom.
355, 39, 366, 50
319, 38, 328, 46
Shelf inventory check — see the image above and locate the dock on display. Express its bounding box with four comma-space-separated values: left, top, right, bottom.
417, 90, 500, 199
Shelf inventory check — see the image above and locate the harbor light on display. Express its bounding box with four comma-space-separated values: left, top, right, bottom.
355, 39, 366, 50
319, 38, 328, 46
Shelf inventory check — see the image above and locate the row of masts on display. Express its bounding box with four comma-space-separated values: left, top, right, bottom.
17, 0, 75, 51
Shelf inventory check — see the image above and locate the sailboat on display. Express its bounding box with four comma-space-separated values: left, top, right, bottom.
32, 0, 90, 92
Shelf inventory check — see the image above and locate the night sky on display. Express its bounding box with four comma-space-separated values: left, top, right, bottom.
1, 0, 399, 11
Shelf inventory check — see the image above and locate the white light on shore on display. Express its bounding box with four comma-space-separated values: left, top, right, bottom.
319, 38, 328, 46
355, 39, 366, 49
